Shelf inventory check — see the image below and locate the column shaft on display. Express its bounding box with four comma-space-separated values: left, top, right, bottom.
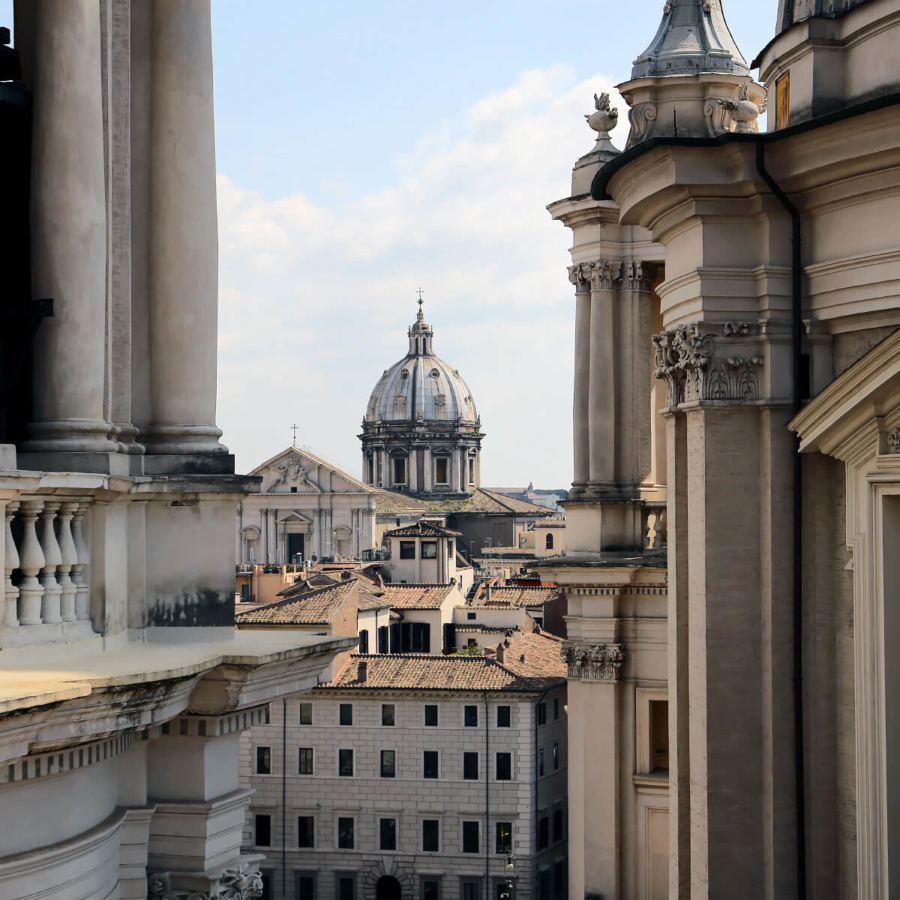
588, 262, 619, 489
24, 0, 116, 453
144, 0, 225, 455
570, 266, 591, 492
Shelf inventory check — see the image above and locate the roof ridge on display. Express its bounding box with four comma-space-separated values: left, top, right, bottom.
238, 577, 356, 617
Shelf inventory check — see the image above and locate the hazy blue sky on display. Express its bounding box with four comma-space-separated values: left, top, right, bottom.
1, 1, 776, 487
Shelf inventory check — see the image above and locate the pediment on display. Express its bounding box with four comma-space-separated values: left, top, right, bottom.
279, 512, 312, 525
250, 446, 372, 495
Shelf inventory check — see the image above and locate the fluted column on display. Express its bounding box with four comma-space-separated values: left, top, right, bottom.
142, 0, 226, 456
57, 502, 79, 622
587, 260, 620, 491
3, 501, 20, 628
17, 500, 45, 626
22, 0, 116, 454
72, 501, 91, 621
38, 500, 62, 624
569, 265, 592, 494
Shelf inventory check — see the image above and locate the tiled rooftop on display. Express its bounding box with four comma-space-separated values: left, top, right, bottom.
383, 521, 461, 539
470, 584, 560, 608
380, 583, 459, 610
320, 631, 565, 692
235, 579, 357, 626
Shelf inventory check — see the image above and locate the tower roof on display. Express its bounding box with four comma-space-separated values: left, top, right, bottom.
631, 0, 750, 79
776, 0, 870, 35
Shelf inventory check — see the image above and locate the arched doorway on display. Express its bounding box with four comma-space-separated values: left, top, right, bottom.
376, 876, 402, 900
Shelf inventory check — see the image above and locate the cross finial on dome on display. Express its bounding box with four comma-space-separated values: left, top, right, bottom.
416, 287, 425, 321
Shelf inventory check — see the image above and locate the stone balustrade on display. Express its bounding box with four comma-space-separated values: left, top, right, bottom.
1, 494, 94, 641
642, 503, 667, 552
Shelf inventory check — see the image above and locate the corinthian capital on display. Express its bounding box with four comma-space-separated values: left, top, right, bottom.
561, 641, 625, 681
568, 264, 591, 293
587, 259, 622, 292
621, 260, 657, 292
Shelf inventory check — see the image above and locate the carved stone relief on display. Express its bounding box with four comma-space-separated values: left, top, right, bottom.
653, 322, 765, 407
562, 642, 625, 681
148, 864, 264, 900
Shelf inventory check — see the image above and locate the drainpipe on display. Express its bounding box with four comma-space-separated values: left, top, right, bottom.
282, 697, 287, 899
755, 140, 806, 900
484, 689, 490, 899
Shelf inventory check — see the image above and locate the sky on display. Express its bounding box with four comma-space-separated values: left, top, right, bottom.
2, 1, 776, 487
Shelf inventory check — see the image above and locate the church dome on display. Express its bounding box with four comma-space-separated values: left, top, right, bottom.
364, 301, 478, 426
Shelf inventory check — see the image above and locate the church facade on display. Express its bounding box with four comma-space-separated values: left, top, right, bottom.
360, 302, 484, 497
540, 0, 900, 898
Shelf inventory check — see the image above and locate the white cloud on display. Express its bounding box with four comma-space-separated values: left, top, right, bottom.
216, 67, 626, 486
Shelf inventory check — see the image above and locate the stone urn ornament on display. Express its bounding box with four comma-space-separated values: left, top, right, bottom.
721, 82, 767, 133
585, 92, 619, 143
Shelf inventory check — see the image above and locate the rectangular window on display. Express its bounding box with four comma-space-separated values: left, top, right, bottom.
424, 750, 439, 779
553, 861, 566, 900
467, 638, 478, 649
462, 821, 480, 854
464, 705, 478, 727
495, 821, 512, 855
650, 699, 670, 771
423, 880, 440, 900
339, 749, 354, 776
537, 702, 547, 725
256, 746, 271, 775
462, 883, 480, 900
338, 816, 355, 849
378, 625, 390, 653
553, 698, 559, 720
382, 704, 395, 726
422, 819, 440, 852
298, 816, 315, 848
496, 706, 511, 728
538, 816, 549, 850
467, 612, 477, 620
380, 817, 397, 851
464, 751, 479, 780
552, 809, 564, 843
435, 457, 449, 484
381, 750, 396, 778
260, 870, 273, 900
393, 457, 407, 484
411, 622, 431, 652
538, 748, 544, 777
359, 630, 369, 653
255, 814, 271, 847
338, 877, 355, 900
469, 458, 475, 485
424, 704, 438, 727
339, 704, 353, 726
298, 748, 314, 775
296, 875, 315, 900
496, 752, 512, 781
399, 541, 416, 560
553, 742, 559, 771
299, 702, 313, 725
421, 541, 437, 560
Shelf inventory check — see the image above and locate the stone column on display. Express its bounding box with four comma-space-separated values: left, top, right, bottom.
569, 265, 592, 494
587, 261, 620, 492
143, 0, 226, 457
23, 0, 116, 454
17, 500, 45, 625
38, 500, 62, 624
3, 502, 19, 629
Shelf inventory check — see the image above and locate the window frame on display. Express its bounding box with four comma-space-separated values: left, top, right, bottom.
435, 457, 449, 485
255, 745, 272, 775
399, 541, 416, 560
424, 704, 439, 727
337, 874, 356, 900
462, 820, 481, 854
339, 703, 353, 726
420, 540, 438, 560
495, 751, 512, 781
496, 705, 511, 728
337, 815, 355, 850
423, 749, 440, 779
254, 813, 272, 848
299, 702, 313, 725
380, 749, 396, 778
338, 748, 354, 777
422, 817, 441, 853
464, 705, 478, 727
379, 816, 398, 851
463, 751, 479, 781
495, 821, 512, 855
298, 747, 314, 775
297, 814, 316, 849
382, 704, 395, 727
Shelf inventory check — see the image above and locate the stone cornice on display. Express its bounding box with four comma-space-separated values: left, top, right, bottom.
562, 642, 625, 682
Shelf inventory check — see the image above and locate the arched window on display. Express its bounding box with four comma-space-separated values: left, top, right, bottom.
545, 533, 554, 550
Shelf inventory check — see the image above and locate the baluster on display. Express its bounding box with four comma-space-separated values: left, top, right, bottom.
71, 500, 91, 621
4, 501, 20, 628
56, 502, 78, 623
17, 500, 45, 625
38, 500, 63, 624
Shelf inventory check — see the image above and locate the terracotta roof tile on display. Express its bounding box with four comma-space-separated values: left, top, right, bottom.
383, 522, 461, 538
496, 630, 566, 688
235, 579, 357, 625
380, 583, 459, 610
470, 584, 560, 608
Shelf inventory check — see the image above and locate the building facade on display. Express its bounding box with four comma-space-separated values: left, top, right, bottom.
239, 447, 378, 565
0, 3, 353, 899
241, 637, 568, 900
541, 0, 900, 897
360, 302, 484, 498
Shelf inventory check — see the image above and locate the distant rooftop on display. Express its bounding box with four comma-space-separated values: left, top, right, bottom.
469, 584, 560, 609
235, 579, 357, 626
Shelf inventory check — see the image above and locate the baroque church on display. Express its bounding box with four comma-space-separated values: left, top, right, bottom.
539, 0, 900, 899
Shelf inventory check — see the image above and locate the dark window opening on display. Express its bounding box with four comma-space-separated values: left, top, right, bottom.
465, 705, 478, 727
538, 817, 549, 850
255, 814, 271, 847
381, 749, 396, 778
497, 706, 511, 728
339, 749, 354, 776
462, 821, 480, 854
299, 702, 312, 725
552, 809, 564, 843
298, 816, 315, 848
424, 750, 439, 779
399, 541, 416, 560
423, 819, 440, 852
339, 704, 352, 726
495, 821, 512, 855
464, 751, 479, 780
382, 704, 395, 726
256, 746, 271, 775
496, 752, 512, 781
298, 748, 314, 775
380, 817, 397, 851
359, 630, 369, 653
338, 817, 355, 849
425, 704, 438, 727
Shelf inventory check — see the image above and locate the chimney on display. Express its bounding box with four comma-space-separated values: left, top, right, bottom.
357, 661, 368, 683
496, 643, 505, 663
341, 570, 352, 581
486, 584, 492, 602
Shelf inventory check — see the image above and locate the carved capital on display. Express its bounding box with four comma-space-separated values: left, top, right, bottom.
652, 321, 764, 408
568, 264, 591, 294
562, 642, 625, 681
887, 426, 900, 454
587, 259, 622, 292
149, 864, 264, 900
620, 260, 656, 293
626, 102, 657, 148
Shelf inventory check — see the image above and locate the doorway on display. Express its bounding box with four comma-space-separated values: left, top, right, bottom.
376, 876, 402, 900
287, 532, 305, 563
